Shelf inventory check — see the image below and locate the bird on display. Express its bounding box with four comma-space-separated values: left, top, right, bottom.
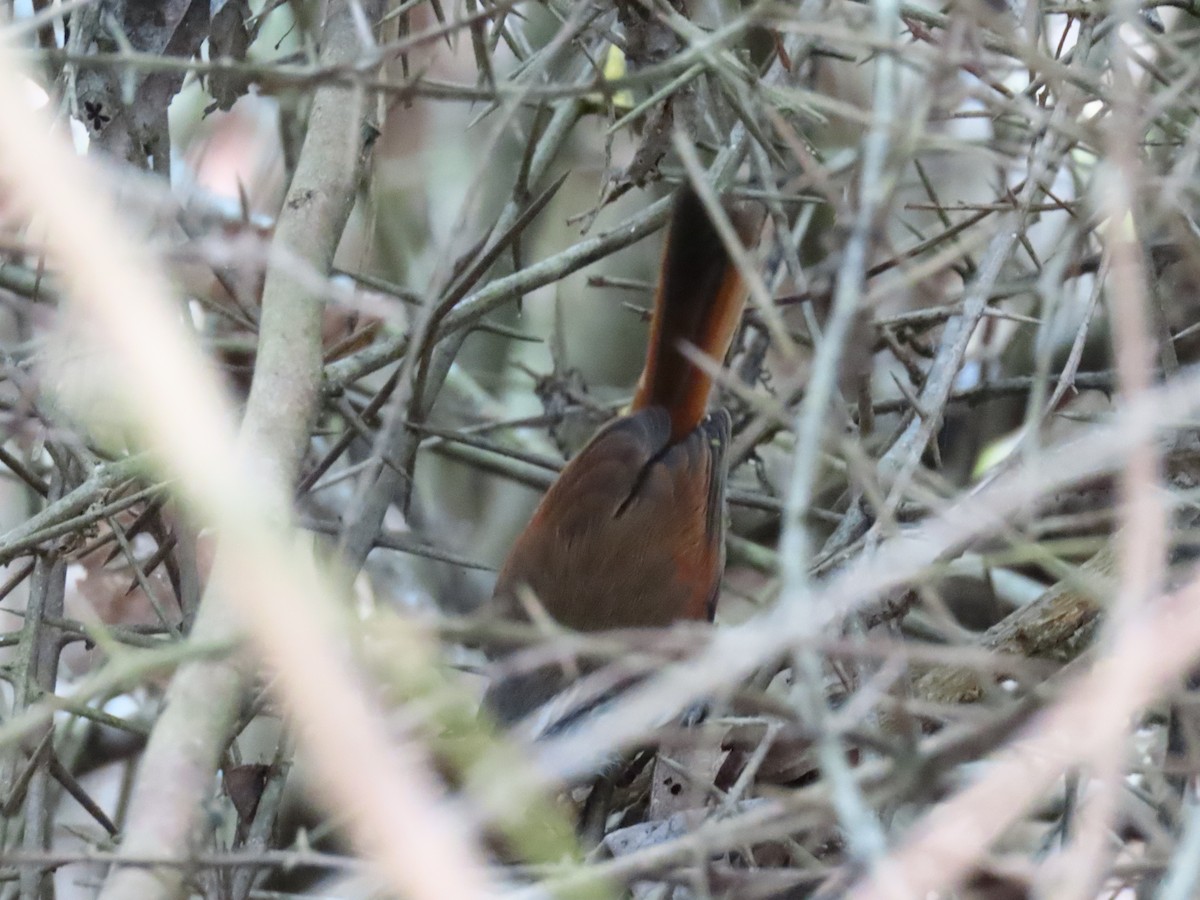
483, 185, 763, 737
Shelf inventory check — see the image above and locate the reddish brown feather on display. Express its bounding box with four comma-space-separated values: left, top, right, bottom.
632, 188, 762, 443
484, 189, 763, 729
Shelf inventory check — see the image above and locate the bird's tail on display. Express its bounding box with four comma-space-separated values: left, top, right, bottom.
631, 186, 763, 442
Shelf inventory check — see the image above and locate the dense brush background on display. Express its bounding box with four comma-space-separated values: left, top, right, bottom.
1, 0, 1199, 897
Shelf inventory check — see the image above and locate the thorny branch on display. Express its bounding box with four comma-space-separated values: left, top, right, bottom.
1, 0, 1200, 898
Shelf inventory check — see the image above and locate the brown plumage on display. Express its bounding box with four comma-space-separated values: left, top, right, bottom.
485, 186, 763, 730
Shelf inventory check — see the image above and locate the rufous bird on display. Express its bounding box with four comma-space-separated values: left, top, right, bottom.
485, 186, 763, 735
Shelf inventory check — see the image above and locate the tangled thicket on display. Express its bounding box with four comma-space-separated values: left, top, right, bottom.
1, 0, 1200, 897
